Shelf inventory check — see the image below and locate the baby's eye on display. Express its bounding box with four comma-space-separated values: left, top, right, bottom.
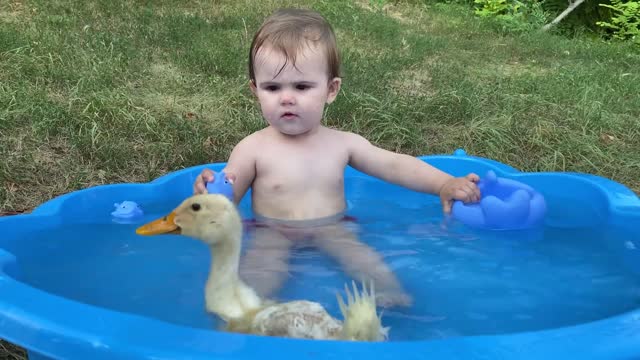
265, 85, 280, 92
296, 84, 310, 91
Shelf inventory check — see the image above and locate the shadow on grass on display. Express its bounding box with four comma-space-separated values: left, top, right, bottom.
0, 339, 27, 360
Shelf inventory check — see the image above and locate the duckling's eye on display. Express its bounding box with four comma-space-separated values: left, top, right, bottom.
191, 203, 201, 211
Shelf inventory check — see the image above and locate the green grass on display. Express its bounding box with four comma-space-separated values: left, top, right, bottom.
1, 0, 639, 356
1, 0, 639, 213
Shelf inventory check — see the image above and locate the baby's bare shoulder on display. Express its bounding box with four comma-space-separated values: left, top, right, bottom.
325, 128, 369, 148
324, 128, 365, 142
234, 129, 270, 151
225, 131, 270, 166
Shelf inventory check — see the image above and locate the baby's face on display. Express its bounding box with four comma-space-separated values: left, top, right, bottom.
251, 44, 340, 136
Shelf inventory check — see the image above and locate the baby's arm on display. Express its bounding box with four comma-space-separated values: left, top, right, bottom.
344, 132, 480, 213
193, 134, 258, 204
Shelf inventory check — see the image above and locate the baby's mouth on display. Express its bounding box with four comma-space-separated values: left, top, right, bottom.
281, 112, 298, 120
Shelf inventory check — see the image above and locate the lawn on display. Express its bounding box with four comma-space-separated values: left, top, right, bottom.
1, 0, 639, 357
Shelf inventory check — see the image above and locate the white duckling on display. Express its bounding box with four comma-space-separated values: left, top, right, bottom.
136, 194, 388, 341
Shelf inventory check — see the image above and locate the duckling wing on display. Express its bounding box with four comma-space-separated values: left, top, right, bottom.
251, 301, 343, 339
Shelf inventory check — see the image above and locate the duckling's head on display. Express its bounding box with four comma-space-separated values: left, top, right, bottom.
136, 194, 242, 246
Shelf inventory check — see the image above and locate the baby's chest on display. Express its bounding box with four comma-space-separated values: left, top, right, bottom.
256, 151, 346, 187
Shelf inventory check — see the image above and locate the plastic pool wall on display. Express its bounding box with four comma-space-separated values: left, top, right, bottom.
1, 151, 640, 359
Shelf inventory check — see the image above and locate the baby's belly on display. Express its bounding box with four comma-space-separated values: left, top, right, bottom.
252, 190, 346, 221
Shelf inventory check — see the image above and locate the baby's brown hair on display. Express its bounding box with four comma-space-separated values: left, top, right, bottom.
249, 8, 340, 82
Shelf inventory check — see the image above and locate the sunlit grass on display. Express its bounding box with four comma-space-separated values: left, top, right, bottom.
0, 0, 638, 213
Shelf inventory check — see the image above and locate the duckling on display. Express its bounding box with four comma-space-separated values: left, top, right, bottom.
136, 194, 389, 341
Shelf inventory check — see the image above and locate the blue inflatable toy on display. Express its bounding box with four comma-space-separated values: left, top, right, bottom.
451, 171, 546, 230
111, 201, 143, 220
205, 171, 234, 201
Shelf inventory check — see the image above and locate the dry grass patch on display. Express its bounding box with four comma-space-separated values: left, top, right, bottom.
0, 0, 32, 24
0, 339, 26, 360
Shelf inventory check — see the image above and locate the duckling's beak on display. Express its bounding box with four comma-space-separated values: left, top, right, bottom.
136, 211, 182, 235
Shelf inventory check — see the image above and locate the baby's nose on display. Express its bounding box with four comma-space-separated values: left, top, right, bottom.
280, 90, 295, 105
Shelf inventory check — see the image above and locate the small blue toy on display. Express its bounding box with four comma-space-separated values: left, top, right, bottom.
451, 171, 546, 230
206, 171, 234, 201
111, 201, 144, 219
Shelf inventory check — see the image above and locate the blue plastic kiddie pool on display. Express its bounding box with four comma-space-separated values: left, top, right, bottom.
1, 150, 639, 359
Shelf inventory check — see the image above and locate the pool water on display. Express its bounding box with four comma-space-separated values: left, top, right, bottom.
12, 177, 640, 342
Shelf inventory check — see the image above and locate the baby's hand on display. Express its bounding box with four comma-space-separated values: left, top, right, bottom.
439, 173, 481, 214
193, 169, 215, 195
193, 169, 236, 195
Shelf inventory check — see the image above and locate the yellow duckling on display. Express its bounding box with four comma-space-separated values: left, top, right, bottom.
137, 194, 389, 341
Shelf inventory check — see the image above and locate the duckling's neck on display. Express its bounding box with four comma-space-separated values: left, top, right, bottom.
207, 235, 241, 289
203, 225, 262, 320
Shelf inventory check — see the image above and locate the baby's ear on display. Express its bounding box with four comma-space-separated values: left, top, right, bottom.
249, 80, 257, 95
326, 77, 342, 104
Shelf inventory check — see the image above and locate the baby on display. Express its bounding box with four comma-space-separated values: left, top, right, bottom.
193, 8, 480, 307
